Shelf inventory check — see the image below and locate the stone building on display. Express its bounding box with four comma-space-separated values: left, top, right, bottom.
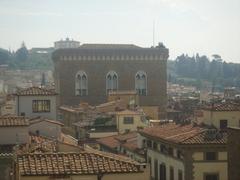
52, 43, 168, 119
138, 123, 228, 180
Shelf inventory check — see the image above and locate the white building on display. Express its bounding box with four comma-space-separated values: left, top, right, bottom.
54, 38, 80, 49
15, 87, 57, 120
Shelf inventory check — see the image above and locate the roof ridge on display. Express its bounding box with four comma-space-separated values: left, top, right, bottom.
181, 129, 205, 143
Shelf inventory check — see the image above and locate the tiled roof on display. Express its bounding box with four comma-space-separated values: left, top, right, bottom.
140, 123, 227, 145
0, 116, 29, 127
97, 135, 119, 149
97, 132, 137, 149
139, 123, 203, 144
17, 152, 142, 176
114, 131, 137, 141
181, 130, 227, 145
203, 102, 240, 111
15, 87, 57, 96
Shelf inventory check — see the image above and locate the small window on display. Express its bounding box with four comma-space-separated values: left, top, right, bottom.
204, 173, 219, 180
32, 100, 50, 113
168, 147, 173, 156
170, 166, 174, 180
123, 117, 134, 124
178, 170, 183, 180
153, 142, 158, 150
160, 144, 167, 153
220, 119, 228, 129
147, 140, 152, 148
205, 152, 217, 161
177, 150, 183, 159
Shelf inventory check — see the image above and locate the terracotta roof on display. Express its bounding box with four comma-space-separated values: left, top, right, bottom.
17, 152, 142, 176
203, 102, 240, 111
97, 132, 137, 149
140, 123, 227, 145
15, 87, 57, 96
0, 116, 29, 127
181, 130, 227, 145
96, 135, 119, 149
139, 123, 203, 144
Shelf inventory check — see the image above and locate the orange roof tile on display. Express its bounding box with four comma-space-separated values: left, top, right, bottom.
203, 102, 240, 111
0, 116, 29, 127
15, 87, 57, 96
140, 123, 202, 143
96, 132, 137, 149
139, 123, 227, 145
17, 152, 142, 176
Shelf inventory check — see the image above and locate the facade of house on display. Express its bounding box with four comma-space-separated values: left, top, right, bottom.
116, 110, 148, 134
52, 43, 168, 119
195, 102, 240, 129
138, 123, 227, 180
29, 118, 63, 140
15, 87, 57, 119
16, 152, 148, 180
0, 116, 29, 146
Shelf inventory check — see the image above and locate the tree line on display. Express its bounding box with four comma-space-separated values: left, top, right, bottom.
168, 54, 240, 89
0, 42, 53, 70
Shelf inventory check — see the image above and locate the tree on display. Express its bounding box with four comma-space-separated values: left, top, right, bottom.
0, 48, 11, 64
15, 42, 28, 61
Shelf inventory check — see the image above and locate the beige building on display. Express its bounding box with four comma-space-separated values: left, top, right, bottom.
15, 87, 57, 120
116, 110, 148, 134
16, 152, 148, 180
138, 123, 227, 180
0, 116, 29, 146
195, 102, 240, 129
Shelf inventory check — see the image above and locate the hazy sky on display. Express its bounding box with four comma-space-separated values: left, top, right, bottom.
0, 0, 240, 62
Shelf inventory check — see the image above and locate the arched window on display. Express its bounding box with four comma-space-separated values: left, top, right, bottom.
75, 71, 88, 96
135, 71, 147, 96
106, 71, 118, 94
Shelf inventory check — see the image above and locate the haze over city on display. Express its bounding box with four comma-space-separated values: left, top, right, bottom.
0, 0, 240, 62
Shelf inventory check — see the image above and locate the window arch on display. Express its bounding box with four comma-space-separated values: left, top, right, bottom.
75, 71, 88, 96
106, 71, 118, 94
135, 71, 147, 96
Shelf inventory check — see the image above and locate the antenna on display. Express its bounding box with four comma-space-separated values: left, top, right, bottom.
152, 20, 155, 47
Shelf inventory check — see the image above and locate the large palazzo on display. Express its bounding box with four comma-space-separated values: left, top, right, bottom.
52, 43, 168, 118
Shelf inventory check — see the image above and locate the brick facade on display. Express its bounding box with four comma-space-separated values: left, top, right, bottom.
52, 44, 168, 117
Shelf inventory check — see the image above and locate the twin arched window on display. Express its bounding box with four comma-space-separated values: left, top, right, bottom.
75, 71, 88, 96
106, 71, 118, 94
75, 70, 147, 96
135, 71, 147, 96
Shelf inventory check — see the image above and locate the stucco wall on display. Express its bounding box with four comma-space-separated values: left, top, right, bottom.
192, 151, 228, 180
16, 95, 57, 120
117, 114, 147, 134
148, 149, 185, 180
29, 121, 61, 139
0, 126, 29, 145
202, 110, 240, 128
